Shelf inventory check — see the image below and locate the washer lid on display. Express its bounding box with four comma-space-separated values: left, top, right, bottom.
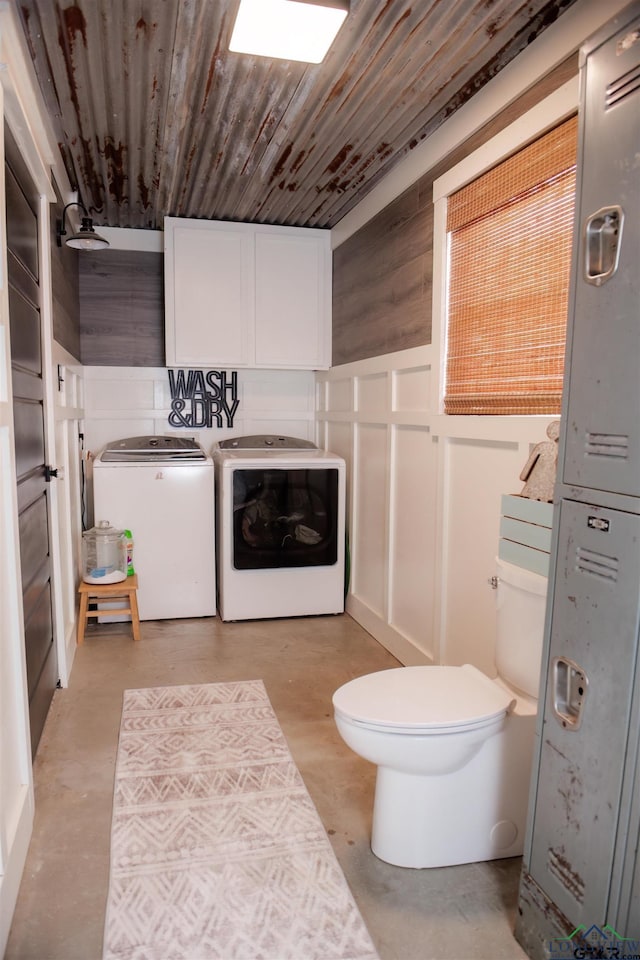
332, 664, 515, 730
217, 435, 317, 450
100, 435, 206, 461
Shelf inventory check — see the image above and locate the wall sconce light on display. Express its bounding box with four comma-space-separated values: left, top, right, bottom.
56, 202, 110, 250
229, 0, 348, 64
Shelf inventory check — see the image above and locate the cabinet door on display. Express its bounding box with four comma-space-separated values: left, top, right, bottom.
165, 218, 253, 367
254, 230, 330, 369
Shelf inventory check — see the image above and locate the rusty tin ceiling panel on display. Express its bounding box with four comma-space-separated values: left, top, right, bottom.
18, 0, 578, 230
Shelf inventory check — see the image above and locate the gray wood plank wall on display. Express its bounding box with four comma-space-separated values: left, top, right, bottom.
79, 249, 164, 366
332, 55, 578, 367
50, 201, 80, 360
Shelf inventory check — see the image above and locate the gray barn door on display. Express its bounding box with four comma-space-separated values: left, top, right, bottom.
6, 128, 58, 758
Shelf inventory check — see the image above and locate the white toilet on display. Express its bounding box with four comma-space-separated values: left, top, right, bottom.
332, 557, 547, 869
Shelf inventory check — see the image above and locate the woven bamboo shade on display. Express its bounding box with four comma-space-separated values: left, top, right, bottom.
444, 116, 578, 416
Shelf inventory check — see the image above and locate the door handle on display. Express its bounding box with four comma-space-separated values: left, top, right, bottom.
551, 656, 588, 731
584, 205, 624, 286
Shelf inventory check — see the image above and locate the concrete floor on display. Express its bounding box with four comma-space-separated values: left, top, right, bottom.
5, 613, 528, 960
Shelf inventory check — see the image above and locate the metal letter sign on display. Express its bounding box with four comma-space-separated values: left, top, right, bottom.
167, 370, 240, 428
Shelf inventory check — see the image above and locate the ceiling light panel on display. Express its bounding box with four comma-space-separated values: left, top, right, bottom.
229, 0, 348, 64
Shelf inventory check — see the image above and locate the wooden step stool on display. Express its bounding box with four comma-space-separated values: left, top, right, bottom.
77, 574, 140, 644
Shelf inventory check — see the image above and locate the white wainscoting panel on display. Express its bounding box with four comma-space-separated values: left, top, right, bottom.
357, 372, 388, 413
326, 377, 353, 414
87, 375, 156, 412
393, 364, 431, 412
323, 419, 353, 523
353, 422, 387, 619
317, 347, 558, 670
441, 436, 524, 677
324, 420, 352, 466
389, 425, 436, 660
317, 347, 437, 665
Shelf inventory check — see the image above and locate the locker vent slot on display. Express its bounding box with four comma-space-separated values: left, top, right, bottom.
585, 432, 629, 459
576, 547, 619, 582
548, 848, 585, 904
605, 63, 640, 109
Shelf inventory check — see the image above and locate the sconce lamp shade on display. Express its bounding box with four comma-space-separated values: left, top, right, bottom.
65, 218, 110, 250
57, 203, 110, 250
229, 0, 348, 64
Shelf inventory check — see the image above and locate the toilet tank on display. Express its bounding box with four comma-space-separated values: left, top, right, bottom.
495, 557, 548, 698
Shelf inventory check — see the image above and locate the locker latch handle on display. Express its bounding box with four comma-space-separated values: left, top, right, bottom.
551, 656, 588, 731
584, 205, 624, 286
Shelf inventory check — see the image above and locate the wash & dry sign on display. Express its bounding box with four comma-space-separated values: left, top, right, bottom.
168, 370, 239, 428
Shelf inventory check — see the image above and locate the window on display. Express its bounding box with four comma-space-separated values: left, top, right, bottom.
444, 115, 578, 415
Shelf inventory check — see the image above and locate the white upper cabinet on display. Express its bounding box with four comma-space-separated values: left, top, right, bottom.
164, 217, 331, 369
254, 231, 329, 369
165, 219, 253, 367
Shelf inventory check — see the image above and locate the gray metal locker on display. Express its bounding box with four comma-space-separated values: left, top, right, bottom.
561, 6, 640, 496
528, 499, 640, 923
517, 4, 640, 956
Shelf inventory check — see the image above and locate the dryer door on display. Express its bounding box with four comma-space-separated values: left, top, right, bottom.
232, 467, 339, 569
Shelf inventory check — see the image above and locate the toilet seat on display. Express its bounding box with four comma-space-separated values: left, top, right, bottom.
332, 664, 516, 736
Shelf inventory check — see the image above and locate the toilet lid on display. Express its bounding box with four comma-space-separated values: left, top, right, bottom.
332, 664, 515, 731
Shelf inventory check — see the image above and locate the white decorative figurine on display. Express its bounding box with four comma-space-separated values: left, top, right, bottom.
519, 420, 560, 502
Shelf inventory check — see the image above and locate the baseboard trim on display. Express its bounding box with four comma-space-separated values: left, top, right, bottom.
346, 594, 433, 666
0, 784, 34, 957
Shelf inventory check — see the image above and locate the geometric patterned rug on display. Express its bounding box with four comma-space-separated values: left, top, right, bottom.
102, 680, 379, 960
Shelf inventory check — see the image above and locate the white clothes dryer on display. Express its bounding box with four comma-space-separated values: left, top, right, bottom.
213, 435, 346, 621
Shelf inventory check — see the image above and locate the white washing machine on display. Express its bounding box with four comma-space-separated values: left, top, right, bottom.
93, 435, 216, 620
213, 435, 346, 621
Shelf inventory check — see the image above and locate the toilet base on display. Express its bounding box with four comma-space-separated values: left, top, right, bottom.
370, 713, 535, 868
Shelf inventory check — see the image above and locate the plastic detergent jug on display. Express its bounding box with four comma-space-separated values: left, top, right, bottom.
123, 529, 135, 576
82, 521, 127, 584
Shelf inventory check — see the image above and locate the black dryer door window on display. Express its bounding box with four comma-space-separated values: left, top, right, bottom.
232, 468, 339, 569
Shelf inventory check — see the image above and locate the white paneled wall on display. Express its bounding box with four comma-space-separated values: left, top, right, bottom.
317, 348, 435, 666
442, 437, 523, 676
353, 422, 388, 619
390, 424, 437, 656
82, 366, 316, 457
317, 347, 557, 673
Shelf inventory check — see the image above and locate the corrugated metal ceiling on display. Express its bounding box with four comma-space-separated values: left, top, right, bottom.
18, 0, 578, 230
